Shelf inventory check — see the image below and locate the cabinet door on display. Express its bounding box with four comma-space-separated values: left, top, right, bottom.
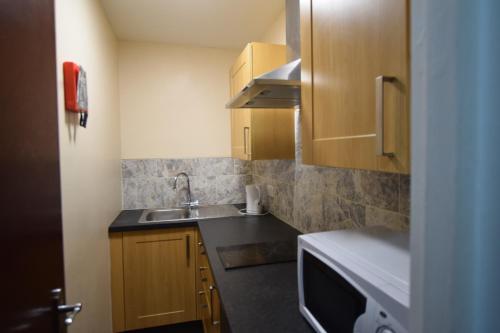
230, 43, 294, 161
231, 109, 251, 160
123, 228, 196, 330
250, 44, 295, 160
251, 42, 287, 77
251, 108, 295, 160
301, 0, 409, 173
230, 45, 253, 160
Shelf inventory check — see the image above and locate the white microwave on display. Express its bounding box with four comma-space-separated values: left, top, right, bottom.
298, 227, 410, 333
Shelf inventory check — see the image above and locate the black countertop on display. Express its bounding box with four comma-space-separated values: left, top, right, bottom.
198, 215, 313, 333
108, 209, 313, 333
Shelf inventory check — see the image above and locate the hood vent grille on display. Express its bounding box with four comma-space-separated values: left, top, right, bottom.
225, 59, 301, 109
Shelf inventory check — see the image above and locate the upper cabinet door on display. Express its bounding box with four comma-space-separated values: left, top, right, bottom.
230, 45, 252, 160
230, 44, 253, 96
229, 43, 294, 161
301, 0, 410, 173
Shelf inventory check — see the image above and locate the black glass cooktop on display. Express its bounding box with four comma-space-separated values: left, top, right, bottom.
216, 240, 297, 270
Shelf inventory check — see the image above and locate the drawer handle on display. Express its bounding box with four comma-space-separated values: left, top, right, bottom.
209, 285, 219, 326
375, 75, 396, 157
199, 266, 208, 271
198, 242, 206, 254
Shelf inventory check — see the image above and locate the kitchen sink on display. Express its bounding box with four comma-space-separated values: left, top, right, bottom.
138, 204, 242, 223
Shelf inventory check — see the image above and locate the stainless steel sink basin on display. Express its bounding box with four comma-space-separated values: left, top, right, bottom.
138, 204, 242, 223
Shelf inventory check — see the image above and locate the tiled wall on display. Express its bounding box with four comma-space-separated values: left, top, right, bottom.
121, 157, 410, 233
121, 158, 252, 209
253, 160, 410, 233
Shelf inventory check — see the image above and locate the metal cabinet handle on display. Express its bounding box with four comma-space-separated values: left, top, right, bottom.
198, 241, 206, 254
58, 302, 82, 326
243, 126, 250, 156
185, 234, 190, 264
199, 266, 208, 271
375, 75, 396, 157
209, 285, 220, 326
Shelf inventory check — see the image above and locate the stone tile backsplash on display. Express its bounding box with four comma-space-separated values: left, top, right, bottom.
121, 158, 251, 209
253, 160, 410, 234
120, 156, 410, 234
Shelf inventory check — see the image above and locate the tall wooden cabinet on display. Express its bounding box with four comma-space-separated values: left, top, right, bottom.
300, 0, 410, 173
230, 42, 295, 160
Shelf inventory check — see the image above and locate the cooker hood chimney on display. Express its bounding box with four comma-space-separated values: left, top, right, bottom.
226, 0, 301, 109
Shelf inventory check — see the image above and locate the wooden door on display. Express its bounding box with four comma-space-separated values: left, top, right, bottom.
251, 108, 295, 160
230, 43, 294, 160
123, 228, 197, 330
301, 0, 409, 173
0, 0, 68, 331
230, 45, 253, 160
231, 109, 251, 160
250, 44, 294, 160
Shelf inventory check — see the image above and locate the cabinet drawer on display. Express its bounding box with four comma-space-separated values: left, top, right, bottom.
196, 232, 221, 333
200, 282, 221, 333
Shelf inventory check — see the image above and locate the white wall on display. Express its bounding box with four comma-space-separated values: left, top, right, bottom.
119, 42, 239, 159
55, 0, 121, 332
259, 9, 286, 44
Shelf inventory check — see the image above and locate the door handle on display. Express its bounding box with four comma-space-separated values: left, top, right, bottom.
58, 303, 82, 326
375, 75, 396, 157
52, 288, 83, 326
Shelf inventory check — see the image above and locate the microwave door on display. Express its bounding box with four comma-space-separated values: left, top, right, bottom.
302, 250, 367, 333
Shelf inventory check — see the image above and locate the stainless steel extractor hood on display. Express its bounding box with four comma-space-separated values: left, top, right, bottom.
226, 0, 301, 109
225, 59, 301, 109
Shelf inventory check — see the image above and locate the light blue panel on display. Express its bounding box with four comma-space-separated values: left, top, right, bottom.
411, 0, 500, 332
472, 0, 500, 331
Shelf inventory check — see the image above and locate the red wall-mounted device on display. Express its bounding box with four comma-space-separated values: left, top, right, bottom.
63, 62, 80, 112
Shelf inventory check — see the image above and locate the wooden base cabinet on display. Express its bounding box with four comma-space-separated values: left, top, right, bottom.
230, 42, 296, 160
196, 230, 221, 333
110, 228, 222, 333
300, 0, 410, 173
110, 228, 197, 332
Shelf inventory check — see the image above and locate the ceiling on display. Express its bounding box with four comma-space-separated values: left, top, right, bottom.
100, 0, 285, 49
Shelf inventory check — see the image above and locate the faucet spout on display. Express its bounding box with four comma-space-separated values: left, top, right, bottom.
173, 172, 198, 208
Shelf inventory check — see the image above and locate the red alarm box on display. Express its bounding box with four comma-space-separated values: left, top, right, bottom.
63, 62, 80, 112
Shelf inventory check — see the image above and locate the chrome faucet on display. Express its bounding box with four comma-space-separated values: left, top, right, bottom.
173, 172, 199, 208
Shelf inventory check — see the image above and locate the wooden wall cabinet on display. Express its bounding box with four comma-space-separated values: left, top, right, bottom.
300, 0, 410, 173
110, 228, 197, 332
230, 42, 295, 160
